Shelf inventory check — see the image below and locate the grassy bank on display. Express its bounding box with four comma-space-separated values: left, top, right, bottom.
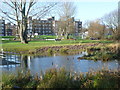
2, 68, 120, 89
2, 40, 114, 54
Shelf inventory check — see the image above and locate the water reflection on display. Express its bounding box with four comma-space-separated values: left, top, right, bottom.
1, 53, 119, 75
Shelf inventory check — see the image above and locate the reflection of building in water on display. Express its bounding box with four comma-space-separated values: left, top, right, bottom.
1, 54, 21, 68
28, 56, 31, 69
1, 54, 33, 70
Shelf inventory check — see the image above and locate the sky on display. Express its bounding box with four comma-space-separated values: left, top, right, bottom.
74, 1, 118, 23
42, 1, 119, 24
0, 0, 119, 24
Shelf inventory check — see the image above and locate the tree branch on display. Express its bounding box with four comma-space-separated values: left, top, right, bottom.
0, 8, 17, 21
26, 0, 36, 17
0, 15, 16, 25
32, 3, 57, 18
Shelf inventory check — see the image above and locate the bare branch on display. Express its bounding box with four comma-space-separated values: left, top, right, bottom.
0, 15, 16, 25
26, 0, 36, 17
0, 8, 17, 21
3, 1, 15, 9
32, 3, 57, 18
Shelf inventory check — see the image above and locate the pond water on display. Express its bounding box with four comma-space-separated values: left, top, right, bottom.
1, 52, 120, 75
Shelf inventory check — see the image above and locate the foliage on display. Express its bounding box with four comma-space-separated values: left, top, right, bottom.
2, 68, 120, 89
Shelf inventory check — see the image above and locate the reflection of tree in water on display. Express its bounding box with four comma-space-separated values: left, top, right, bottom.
117, 47, 120, 72
118, 59, 120, 72
21, 55, 28, 68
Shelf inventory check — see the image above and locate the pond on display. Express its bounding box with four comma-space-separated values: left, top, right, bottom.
1, 52, 120, 75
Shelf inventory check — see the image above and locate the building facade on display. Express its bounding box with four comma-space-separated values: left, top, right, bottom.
74, 20, 82, 36
27, 16, 33, 36
53, 17, 82, 36
5, 23, 12, 36
5, 23, 17, 36
1, 16, 82, 37
0, 18, 5, 36
28, 17, 55, 36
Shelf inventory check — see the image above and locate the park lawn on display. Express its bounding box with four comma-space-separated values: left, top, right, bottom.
2, 39, 114, 53
37, 35, 56, 39
0, 36, 15, 38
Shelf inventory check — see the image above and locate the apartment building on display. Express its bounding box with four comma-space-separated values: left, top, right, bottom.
5, 23, 12, 36
1, 16, 82, 37
27, 16, 33, 36
0, 18, 5, 36
74, 20, 82, 36
5, 23, 17, 36
53, 17, 82, 36
30, 17, 55, 35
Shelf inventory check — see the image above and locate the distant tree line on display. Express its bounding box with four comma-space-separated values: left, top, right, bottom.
83, 9, 120, 41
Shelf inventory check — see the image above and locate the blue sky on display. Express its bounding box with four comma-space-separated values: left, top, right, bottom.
74, 2, 118, 23
0, 0, 119, 24
49, 1, 119, 24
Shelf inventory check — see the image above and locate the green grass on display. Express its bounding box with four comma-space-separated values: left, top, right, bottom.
2, 40, 114, 53
79, 40, 113, 43
0, 36, 15, 38
2, 40, 78, 52
2, 68, 119, 89
34, 35, 56, 39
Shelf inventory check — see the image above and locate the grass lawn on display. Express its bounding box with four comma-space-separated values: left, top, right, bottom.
1, 39, 114, 53
0, 36, 15, 38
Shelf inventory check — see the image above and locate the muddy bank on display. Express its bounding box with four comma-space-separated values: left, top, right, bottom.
2, 43, 120, 56
28, 43, 103, 54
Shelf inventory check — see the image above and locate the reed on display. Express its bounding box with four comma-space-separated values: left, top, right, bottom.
2, 68, 120, 89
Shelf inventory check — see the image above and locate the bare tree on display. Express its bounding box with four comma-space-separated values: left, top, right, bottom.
56, 2, 76, 39
102, 9, 119, 40
87, 20, 106, 39
0, 0, 57, 43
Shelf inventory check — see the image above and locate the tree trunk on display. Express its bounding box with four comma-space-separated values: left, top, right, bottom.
19, 23, 28, 44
